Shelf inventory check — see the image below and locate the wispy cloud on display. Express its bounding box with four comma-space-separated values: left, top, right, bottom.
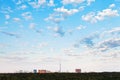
13, 18, 21, 22
73, 27, 120, 53
80, 37, 95, 47
0, 56, 27, 62
21, 12, 32, 20
67, 24, 86, 35
0, 30, 20, 38
38, 42, 48, 48
0, 43, 9, 48
18, 4, 27, 10
73, 43, 80, 48
1, 7, 13, 14
29, 23, 43, 34
47, 26, 65, 37
63, 48, 75, 53
62, 0, 84, 5
99, 50, 120, 59
80, 33, 98, 47
101, 27, 120, 37
97, 38, 120, 51
35, 29, 43, 34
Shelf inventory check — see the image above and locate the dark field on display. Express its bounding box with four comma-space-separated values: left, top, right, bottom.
0, 72, 120, 80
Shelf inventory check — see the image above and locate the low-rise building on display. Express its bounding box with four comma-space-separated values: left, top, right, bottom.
75, 69, 81, 73
38, 69, 51, 73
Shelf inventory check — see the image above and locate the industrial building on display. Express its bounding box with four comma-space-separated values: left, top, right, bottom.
33, 69, 37, 73
33, 69, 51, 73
75, 69, 81, 73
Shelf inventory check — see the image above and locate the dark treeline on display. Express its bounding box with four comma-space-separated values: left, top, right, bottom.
0, 72, 120, 80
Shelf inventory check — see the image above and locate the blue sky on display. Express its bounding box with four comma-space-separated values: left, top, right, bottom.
0, 0, 120, 73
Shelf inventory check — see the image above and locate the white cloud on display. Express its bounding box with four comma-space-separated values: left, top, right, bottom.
62, 0, 95, 6
63, 48, 76, 53
100, 27, 120, 39
47, 26, 52, 30
109, 4, 115, 8
104, 27, 120, 34
28, 0, 46, 8
87, 0, 95, 6
38, 0, 46, 5
13, 0, 23, 5
0, 55, 27, 62
75, 27, 120, 52
45, 7, 79, 23
82, 12, 97, 23
18, 5, 27, 10
13, 18, 21, 22
95, 9, 119, 21
21, 12, 32, 20
46, 26, 65, 37
29, 23, 36, 29
76, 25, 86, 30
54, 6, 79, 15
82, 8, 119, 23
38, 42, 48, 48
48, 0, 55, 6
79, 6, 85, 11
0, 43, 8, 48
49, 48, 55, 52
67, 29, 74, 35
29, 23, 43, 33
81, 33, 98, 47
53, 26, 65, 36
5, 15, 10, 20
73, 31, 100, 48
1, 7, 13, 14
45, 13, 65, 23
29, 2, 40, 8
62, 0, 84, 5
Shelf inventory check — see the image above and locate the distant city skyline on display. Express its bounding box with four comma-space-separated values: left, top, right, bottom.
0, 0, 120, 73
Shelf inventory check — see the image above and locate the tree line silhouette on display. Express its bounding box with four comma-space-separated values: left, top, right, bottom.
0, 72, 120, 80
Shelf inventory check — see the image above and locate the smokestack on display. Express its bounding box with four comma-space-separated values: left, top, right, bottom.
58, 59, 61, 73
59, 62, 61, 72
